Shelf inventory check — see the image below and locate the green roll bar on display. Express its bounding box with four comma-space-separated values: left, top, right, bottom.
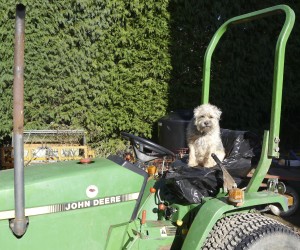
201, 5, 295, 192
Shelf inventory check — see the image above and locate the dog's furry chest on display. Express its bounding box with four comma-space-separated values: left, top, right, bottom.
193, 134, 221, 155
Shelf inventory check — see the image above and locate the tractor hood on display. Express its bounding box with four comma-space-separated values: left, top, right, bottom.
0, 157, 147, 220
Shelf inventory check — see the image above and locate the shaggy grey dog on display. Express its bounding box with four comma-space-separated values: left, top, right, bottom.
187, 103, 225, 168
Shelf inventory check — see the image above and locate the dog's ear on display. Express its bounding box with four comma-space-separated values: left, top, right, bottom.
207, 103, 222, 120
193, 106, 202, 117
212, 105, 222, 120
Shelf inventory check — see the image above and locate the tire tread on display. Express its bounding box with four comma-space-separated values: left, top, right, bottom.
202, 213, 299, 250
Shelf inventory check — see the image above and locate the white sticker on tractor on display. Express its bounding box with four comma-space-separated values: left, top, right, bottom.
0, 192, 140, 220
160, 227, 168, 237
86, 185, 98, 198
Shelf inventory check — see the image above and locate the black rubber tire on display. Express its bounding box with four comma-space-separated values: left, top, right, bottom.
280, 185, 299, 217
202, 213, 300, 250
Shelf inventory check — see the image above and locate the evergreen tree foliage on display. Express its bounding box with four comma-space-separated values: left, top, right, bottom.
168, 0, 300, 150
0, 1, 299, 154
0, 0, 171, 154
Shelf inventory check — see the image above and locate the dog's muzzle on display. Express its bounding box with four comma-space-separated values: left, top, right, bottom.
201, 121, 212, 128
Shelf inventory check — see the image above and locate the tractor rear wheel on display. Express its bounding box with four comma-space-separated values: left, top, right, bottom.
202, 213, 300, 250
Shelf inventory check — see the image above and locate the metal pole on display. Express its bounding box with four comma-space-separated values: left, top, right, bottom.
201, 5, 294, 158
10, 3, 28, 237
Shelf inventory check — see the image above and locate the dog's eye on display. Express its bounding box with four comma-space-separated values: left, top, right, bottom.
200, 115, 205, 118
209, 115, 213, 119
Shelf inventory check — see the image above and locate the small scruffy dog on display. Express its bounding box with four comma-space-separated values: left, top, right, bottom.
187, 103, 225, 168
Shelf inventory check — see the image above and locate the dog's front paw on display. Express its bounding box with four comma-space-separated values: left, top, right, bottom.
203, 161, 215, 168
188, 160, 198, 167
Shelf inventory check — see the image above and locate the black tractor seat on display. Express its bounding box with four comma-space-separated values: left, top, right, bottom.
164, 129, 261, 204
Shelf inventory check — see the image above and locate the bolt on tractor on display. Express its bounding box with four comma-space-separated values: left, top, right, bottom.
0, 4, 300, 250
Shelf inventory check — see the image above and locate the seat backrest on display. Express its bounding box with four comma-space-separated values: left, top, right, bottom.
221, 129, 261, 178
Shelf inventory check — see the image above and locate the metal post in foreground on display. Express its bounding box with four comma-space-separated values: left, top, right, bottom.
9, 3, 28, 237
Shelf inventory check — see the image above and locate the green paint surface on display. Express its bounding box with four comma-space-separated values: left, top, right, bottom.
0, 158, 145, 250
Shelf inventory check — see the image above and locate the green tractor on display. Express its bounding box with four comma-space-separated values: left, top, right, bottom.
0, 4, 299, 250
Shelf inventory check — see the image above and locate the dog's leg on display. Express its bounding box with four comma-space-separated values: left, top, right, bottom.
205, 150, 225, 168
188, 143, 198, 167
204, 155, 217, 168
215, 150, 226, 162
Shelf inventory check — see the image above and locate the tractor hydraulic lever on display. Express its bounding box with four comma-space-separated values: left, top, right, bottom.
211, 153, 237, 192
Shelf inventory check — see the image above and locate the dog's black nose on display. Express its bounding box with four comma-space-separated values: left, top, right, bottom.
204, 121, 210, 126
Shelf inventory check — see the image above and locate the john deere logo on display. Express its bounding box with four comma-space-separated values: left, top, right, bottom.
86, 185, 98, 198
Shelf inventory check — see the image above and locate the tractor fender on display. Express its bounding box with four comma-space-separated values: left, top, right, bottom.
181, 191, 288, 250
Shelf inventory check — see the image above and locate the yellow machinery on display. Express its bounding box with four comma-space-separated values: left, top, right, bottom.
1, 130, 95, 169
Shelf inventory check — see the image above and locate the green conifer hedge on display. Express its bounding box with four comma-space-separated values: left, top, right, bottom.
0, 1, 299, 154
0, 0, 171, 154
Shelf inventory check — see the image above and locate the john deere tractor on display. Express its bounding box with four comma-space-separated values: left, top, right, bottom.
0, 4, 299, 250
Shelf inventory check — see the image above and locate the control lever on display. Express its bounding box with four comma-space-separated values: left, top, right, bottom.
211, 153, 237, 192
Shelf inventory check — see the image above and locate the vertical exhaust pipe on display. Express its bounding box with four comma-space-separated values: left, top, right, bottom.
9, 4, 28, 237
